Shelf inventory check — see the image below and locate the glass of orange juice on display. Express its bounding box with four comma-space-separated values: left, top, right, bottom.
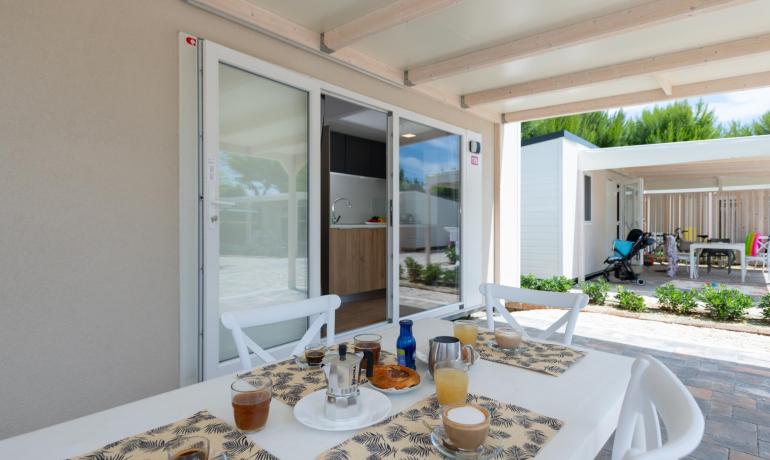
434, 360, 469, 405
453, 320, 478, 347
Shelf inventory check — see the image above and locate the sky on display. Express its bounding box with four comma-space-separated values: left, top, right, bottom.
400, 135, 461, 183
615, 87, 770, 124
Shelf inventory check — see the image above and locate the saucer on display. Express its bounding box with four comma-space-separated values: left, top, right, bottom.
429, 426, 502, 459
293, 388, 392, 431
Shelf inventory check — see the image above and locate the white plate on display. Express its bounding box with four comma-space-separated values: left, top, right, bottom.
367, 378, 422, 394
293, 388, 392, 431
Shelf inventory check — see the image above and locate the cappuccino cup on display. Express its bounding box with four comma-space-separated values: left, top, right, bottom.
441, 404, 490, 451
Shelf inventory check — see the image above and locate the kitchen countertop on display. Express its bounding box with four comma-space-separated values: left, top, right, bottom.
330, 223, 386, 229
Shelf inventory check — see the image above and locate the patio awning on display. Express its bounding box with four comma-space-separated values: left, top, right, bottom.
188, 0, 770, 123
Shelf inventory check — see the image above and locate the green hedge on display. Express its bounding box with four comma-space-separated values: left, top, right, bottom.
520, 274, 574, 292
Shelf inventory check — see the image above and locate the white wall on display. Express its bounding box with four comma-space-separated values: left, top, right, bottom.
583, 170, 626, 275
0, 1, 495, 439
521, 138, 563, 277
329, 172, 387, 224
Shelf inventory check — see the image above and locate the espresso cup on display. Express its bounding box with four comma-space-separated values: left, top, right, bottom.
166, 436, 209, 460
441, 404, 491, 451
304, 342, 326, 367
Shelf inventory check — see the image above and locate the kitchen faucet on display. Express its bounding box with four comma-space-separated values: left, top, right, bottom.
331, 197, 352, 224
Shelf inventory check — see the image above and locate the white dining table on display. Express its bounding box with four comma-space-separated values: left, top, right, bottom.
0, 318, 633, 460
689, 242, 747, 282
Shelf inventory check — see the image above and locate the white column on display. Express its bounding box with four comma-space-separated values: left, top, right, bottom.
498, 122, 521, 287
577, 169, 585, 281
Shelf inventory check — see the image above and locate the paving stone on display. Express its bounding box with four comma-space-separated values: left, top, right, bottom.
760, 426, 770, 442
759, 441, 770, 459
737, 383, 770, 400
690, 385, 715, 401
711, 391, 757, 409
690, 439, 730, 460
734, 407, 770, 426
706, 418, 758, 454
685, 376, 736, 394
710, 401, 734, 418
729, 451, 763, 460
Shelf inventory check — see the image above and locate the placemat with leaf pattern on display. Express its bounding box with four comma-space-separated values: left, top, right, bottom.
68, 410, 277, 460
476, 331, 586, 377
244, 343, 395, 406
317, 393, 564, 459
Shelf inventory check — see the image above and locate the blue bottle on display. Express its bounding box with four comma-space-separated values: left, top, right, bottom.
396, 319, 416, 369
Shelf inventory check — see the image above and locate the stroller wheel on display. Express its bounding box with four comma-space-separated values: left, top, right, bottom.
636, 279, 646, 286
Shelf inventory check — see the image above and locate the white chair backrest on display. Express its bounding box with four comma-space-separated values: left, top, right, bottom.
221, 295, 341, 371
479, 283, 588, 345
612, 355, 704, 460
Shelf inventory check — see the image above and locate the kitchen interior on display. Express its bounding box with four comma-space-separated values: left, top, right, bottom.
321, 96, 420, 332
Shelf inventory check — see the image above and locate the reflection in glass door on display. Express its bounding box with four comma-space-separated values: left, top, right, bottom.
204, 58, 310, 375
397, 119, 461, 318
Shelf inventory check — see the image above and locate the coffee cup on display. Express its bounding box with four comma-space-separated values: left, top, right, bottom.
441, 404, 490, 451
494, 326, 522, 350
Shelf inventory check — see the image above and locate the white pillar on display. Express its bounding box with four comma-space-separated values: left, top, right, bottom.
498, 122, 521, 287
577, 169, 585, 282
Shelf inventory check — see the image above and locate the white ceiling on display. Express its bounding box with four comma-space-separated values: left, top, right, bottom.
242, 0, 770, 119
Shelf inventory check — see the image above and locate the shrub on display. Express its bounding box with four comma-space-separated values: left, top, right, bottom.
399, 263, 404, 279
654, 283, 698, 315
761, 294, 770, 320
521, 274, 540, 290
444, 244, 459, 264
404, 257, 422, 283
422, 263, 442, 285
440, 267, 458, 287
580, 280, 610, 305
698, 285, 752, 321
615, 287, 647, 312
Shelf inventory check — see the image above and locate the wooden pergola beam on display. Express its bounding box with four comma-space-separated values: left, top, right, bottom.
462, 33, 770, 107
503, 70, 770, 122
406, 0, 749, 85
322, 0, 461, 52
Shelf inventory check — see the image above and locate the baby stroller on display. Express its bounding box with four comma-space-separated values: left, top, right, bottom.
586, 229, 656, 285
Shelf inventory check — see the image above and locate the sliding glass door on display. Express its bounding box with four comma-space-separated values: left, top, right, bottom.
397, 118, 461, 318
202, 42, 318, 378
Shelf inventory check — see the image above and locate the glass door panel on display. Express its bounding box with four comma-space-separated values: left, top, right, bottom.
397, 119, 461, 318
208, 61, 309, 369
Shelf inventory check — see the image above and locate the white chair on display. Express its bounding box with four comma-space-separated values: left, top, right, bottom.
612, 355, 705, 460
221, 295, 341, 372
479, 283, 588, 346
747, 236, 769, 273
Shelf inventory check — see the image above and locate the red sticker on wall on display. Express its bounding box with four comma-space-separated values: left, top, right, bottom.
471, 155, 479, 165
185, 36, 197, 47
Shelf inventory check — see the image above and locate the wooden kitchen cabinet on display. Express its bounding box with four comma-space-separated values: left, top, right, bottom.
329, 227, 387, 296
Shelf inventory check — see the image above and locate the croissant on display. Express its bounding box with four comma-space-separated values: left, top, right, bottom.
369, 364, 421, 390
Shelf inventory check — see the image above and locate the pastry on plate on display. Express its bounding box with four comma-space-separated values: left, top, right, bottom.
370, 364, 420, 390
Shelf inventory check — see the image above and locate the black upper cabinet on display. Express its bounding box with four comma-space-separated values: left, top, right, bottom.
329, 131, 386, 179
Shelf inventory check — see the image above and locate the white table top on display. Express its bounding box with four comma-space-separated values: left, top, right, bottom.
0, 318, 633, 460
690, 242, 745, 252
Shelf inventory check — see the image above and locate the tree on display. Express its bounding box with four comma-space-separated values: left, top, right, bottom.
752, 111, 770, 135
626, 100, 721, 145
521, 110, 629, 147
723, 120, 754, 138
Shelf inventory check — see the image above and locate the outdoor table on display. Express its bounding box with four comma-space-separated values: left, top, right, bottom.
0, 318, 633, 460
689, 242, 747, 282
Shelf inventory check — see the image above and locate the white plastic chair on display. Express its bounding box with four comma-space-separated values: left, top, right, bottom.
221, 295, 341, 371
479, 283, 588, 345
747, 236, 769, 273
612, 355, 705, 460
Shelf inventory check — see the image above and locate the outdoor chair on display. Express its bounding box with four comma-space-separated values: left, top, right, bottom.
612, 355, 704, 460
221, 295, 341, 371
479, 283, 588, 346
747, 236, 769, 273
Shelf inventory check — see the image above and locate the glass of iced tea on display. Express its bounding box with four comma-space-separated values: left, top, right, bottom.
166, 436, 209, 460
354, 333, 382, 367
231, 376, 272, 432
434, 360, 469, 405
453, 320, 478, 347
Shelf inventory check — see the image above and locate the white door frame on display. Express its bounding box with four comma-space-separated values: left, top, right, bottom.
189, 38, 480, 381
201, 40, 322, 379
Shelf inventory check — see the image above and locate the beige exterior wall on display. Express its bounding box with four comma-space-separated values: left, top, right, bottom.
0, 1, 495, 439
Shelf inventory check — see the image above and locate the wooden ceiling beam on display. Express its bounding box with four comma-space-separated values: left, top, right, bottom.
503, 70, 770, 122
322, 0, 461, 52
406, 0, 749, 85
463, 33, 770, 107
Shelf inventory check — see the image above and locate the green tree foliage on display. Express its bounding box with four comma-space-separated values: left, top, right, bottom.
522, 100, 770, 147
